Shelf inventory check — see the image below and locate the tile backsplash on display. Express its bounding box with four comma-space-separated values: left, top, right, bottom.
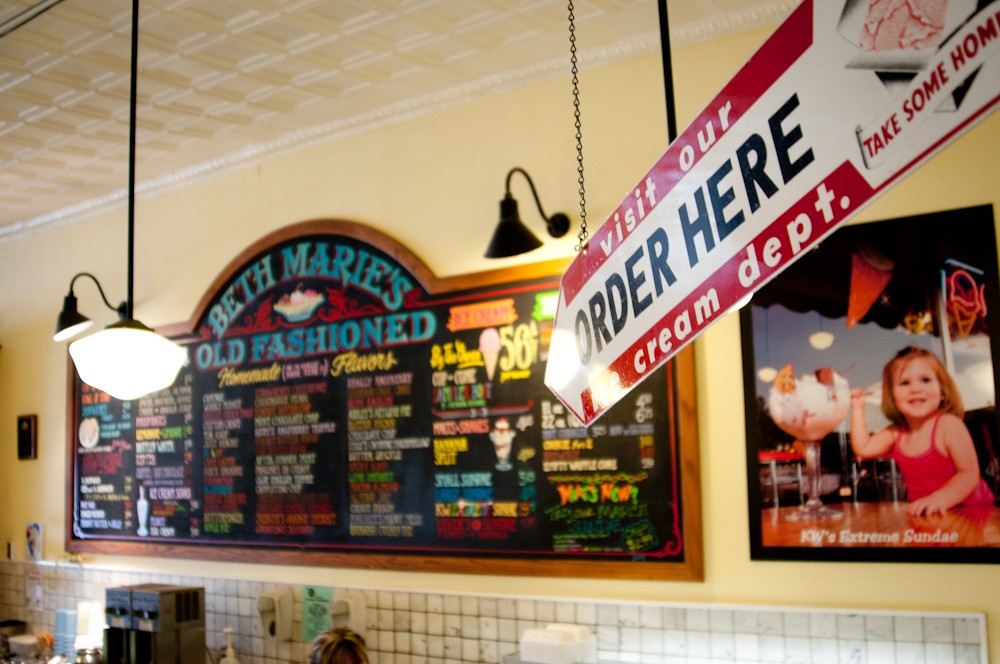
0, 560, 986, 663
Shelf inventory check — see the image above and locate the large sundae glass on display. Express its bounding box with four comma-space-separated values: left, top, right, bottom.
768, 365, 851, 519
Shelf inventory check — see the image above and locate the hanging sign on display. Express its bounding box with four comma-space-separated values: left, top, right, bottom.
545, 0, 1000, 425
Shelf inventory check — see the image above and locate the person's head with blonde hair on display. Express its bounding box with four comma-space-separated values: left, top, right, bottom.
880, 346, 964, 425
309, 628, 368, 664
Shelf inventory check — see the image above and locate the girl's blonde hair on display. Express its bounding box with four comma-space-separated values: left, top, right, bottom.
309, 628, 368, 664
881, 346, 964, 424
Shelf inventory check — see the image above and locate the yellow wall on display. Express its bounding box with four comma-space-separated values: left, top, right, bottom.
2, 21, 998, 658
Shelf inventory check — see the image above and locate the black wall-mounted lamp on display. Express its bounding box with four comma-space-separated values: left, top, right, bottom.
52, 0, 186, 401
485, 167, 570, 259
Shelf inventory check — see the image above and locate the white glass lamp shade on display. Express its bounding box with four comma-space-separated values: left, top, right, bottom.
69, 319, 186, 401
758, 366, 778, 382
809, 330, 835, 350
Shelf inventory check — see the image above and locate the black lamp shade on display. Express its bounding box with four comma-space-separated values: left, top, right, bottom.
485, 196, 544, 258
53, 293, 92, 342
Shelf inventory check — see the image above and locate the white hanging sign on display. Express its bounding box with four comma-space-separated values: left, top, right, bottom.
545, 0, 1000, 425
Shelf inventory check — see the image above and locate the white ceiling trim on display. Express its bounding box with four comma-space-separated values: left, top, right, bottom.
673, 0, 798, 43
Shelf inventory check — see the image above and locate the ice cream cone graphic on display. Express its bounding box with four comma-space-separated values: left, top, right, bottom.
479, 328, 501, 380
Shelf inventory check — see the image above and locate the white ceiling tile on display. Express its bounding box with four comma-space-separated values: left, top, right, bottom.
0, 0, 796, 241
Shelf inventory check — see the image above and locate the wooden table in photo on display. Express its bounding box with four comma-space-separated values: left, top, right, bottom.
761, 502, 1000, 548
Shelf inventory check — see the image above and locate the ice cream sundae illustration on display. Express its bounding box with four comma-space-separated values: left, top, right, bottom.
489, 417, 515, 471
768, 364, 851, 519
840, 1, 976, 59
274, 285, 324, 322
479, 328, 501, 381
79, 417, 100, 449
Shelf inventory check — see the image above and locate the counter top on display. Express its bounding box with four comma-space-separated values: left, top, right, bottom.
503, 659, 620, 664
762, 502, 1000, 547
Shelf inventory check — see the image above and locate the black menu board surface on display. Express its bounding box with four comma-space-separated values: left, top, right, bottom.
67, 220, 701, 579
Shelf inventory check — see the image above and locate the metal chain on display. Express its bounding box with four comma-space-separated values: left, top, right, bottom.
567, 0, 588, 252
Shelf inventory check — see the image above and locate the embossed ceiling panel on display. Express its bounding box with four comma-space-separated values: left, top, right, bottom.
0, 0, 797, 241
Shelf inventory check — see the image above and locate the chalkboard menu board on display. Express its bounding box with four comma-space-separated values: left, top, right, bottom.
67, 220, 701, 579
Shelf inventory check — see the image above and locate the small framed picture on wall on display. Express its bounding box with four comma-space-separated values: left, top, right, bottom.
17, 414, 36, 460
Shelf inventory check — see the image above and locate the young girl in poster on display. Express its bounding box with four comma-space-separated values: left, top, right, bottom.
850, 346, 995, 516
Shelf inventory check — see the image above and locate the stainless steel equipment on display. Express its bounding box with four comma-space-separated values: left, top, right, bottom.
103, 584, 204, 664
75, 647, 104, 664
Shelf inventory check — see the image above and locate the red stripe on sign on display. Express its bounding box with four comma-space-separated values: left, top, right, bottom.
663, 0, 813, 182
577, 160, 873, 424
724, 0, 813, 114
559, 1, 815, 306
875, 90, 1000, 197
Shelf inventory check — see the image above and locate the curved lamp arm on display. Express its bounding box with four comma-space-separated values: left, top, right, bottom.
505, 167, 570, 238
67, 272, 125, 316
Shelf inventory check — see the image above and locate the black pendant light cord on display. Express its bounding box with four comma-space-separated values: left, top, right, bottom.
567, 0, 588, 252
659, 1, 678, 142
127, 0, 139, 320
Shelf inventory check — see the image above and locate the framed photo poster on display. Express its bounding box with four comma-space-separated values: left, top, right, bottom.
741, 205, 1000, 562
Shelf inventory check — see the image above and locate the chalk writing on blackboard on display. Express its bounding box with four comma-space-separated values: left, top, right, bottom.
69, 221, 698, 577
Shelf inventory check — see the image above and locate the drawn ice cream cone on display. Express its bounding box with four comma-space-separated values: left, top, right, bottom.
479, 328, 501, 380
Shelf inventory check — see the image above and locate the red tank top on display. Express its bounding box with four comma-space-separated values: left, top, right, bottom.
892, 414, 994, 506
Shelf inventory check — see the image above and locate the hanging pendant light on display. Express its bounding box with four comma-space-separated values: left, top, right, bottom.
809, 314, 835, 350
53, 0, 185, 401
69, 319, 186, 401
757, 306, 777, 383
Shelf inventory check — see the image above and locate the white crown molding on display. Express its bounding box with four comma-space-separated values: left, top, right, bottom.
671, 0, 799, 45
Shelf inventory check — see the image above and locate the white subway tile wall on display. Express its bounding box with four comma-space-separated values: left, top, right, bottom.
0, 560, 986, 664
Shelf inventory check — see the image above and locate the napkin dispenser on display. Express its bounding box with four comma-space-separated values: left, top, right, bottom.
258, 588, 293, 642
329, 590, 367, 641
519, 623, 596, 664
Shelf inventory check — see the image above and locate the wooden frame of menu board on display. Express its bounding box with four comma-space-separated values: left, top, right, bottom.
66, 219, 702, 580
